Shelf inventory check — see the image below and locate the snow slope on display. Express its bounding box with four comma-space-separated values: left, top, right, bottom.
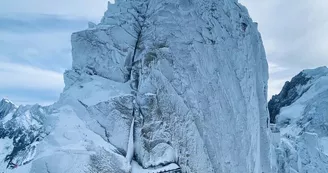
269, 66, 328, 173
0, 0, 271, 172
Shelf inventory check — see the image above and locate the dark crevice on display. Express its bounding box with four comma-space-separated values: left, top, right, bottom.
127, 2, 150, 80
78, 100, 88, 109
234, 2, 242, 10
45, 163, 51, 173
96, 120, 110, 143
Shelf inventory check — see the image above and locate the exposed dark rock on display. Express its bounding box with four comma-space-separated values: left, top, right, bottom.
0, 99, 16, 119
0, 103, 47, 169
268, 72, 311, 123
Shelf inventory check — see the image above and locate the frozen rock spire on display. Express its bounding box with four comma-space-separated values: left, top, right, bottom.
65, 0, 272, 172
0, 1, 272, 172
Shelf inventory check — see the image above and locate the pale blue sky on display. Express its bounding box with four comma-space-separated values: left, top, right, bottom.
0, 0, 327, 105
0, 0, 110, 105
241, 0, 328, 95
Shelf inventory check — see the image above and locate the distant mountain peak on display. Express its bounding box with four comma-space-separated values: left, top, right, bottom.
269, 66, 328, 123
270, 66, 328, 173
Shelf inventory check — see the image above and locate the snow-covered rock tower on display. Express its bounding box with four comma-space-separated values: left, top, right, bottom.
0, 0, 271, 172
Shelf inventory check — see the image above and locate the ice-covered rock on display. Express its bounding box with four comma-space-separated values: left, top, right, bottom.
269, 66, 328, 173
0, 0, 271, 172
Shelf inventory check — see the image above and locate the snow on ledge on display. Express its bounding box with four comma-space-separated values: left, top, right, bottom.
131, 161, 180, 173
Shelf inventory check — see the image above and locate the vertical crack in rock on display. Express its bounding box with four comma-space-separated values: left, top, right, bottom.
96, 120, 110, 143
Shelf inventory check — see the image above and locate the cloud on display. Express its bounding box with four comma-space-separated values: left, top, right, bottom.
240, 0, 328, 96
0, 14, 88, 33
0, 14, 88, 72
0, 62, 64, 91
0, 62, 64, 105
0, 1, 118, 105
268, 79, 287, 99
268, 63, 287, 74
0, 31, 73, 73
0, 90, 59, 106
267, 63, 291, 99
0, 0, 114, 21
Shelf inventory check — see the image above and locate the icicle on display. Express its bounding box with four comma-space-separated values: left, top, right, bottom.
126, 116, 135, 163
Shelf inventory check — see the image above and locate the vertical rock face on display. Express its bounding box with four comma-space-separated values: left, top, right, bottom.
269, 67, 328, 173
0, 1, 271, 173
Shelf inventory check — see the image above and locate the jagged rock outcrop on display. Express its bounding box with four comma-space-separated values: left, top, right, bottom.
0, 99, 49, 170
268, 73, 311, 123
269, 66, 328, 173
0, 1, 271, 172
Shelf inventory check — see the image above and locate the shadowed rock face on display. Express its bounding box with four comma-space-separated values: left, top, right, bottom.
268, 72, 311, 123
0, 99, 16, 120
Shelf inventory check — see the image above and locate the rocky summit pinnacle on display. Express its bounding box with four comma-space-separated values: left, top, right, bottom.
0, 1, 271, 173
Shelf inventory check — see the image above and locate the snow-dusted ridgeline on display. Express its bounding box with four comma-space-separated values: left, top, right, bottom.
270, 67, 328, 173
0, 0, 271, 172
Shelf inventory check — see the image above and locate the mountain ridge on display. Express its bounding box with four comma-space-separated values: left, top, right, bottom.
269, 66, 328, 173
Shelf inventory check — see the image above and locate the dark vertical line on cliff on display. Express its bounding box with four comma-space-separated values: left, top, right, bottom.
128, 2, 150, 80
132, 31, 142, 65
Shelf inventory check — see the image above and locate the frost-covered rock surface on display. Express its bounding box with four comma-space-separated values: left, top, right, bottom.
0, 99, 50, 171
269, 66, 328, 173
0, 0, 271, 172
